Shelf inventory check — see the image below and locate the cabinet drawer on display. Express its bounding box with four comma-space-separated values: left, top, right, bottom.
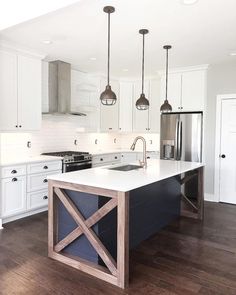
92, 154, 112, 165
111, 153, 121, 162
27, 161, 62, 174
1, 165, 26, 178
27, 190, 48, 210
27, 170, 61, 192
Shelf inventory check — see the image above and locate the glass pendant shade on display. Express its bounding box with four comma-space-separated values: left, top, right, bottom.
100, 6, 117, 106
160, 45, 173, 112
136, 29, 149, 110
136, 93, 149, 110
100, 85, 117, 106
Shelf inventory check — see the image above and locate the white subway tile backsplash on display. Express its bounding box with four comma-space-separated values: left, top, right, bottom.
0, 116, 159, 161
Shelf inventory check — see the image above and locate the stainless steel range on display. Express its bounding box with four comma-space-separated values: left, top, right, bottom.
42, 151, 92, 173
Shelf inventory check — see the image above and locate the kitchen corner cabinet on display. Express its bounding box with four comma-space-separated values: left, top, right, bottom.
0, 49, 42, 131
160, 69, 206, 112
100, 78, 119, 132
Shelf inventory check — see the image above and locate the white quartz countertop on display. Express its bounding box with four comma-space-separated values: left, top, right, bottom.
47, 159, 204, 192
0, 155, 63, 167
90, 149, 159, 156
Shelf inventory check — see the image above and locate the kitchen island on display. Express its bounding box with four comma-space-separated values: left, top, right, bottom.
47, 159, 204, 289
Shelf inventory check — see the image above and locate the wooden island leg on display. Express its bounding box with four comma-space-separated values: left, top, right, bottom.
117, 192, 130, 288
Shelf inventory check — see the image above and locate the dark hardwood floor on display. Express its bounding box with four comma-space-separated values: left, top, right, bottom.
1, 201, 236, 295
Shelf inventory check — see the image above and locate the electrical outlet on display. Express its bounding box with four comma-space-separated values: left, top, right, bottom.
27, 141, 31, 148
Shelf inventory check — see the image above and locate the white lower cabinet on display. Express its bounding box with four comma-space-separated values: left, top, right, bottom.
0, 160, 62, 223
27, 190, 48, 210
1, 175, 26, 218
121, 153, 137, 163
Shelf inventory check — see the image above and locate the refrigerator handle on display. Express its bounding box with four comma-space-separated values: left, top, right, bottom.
179, 121, 183, 159
175, 120, 180, 160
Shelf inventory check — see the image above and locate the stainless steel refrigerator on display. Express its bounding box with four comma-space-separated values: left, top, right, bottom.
160, 112, 203, 162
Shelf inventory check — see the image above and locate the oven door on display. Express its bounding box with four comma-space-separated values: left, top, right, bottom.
63, 161, 92, 173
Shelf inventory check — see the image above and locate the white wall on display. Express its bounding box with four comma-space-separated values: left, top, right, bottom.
205, 60, 236, 197
0, 116, 159, 161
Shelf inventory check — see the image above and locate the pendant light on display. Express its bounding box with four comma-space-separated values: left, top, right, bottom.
100, 6, 117, 106
160, 45, 172, 112
136, 29, 149, 110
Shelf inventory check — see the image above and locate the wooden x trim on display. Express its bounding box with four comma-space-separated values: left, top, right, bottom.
54, 187, 118, 276
54, 197, 117, 253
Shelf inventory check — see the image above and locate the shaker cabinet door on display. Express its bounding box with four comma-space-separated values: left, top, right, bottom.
100, 78, 119, 132
17, 55, 42, 130
0, 50, 18, 130
1, 176, 26, 217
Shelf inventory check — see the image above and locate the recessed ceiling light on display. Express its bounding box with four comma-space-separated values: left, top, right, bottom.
180, 0, 198, 5
42, 40, 52, 45
230, 52, 236, 56
123, 69, 129, 72
89, 57, 97, 61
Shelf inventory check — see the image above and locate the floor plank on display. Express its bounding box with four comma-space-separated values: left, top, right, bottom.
0, 202, 236, 294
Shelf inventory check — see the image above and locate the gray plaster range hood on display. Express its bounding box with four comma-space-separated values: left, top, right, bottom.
47, 60, 86, 116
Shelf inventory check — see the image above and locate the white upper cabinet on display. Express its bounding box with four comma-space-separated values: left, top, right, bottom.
0, 50, 18, 130
17, 55, 42, 130
133, 80, 150, 132
100, 78, 119, 132
149, 79, 161, 133
119, 81, 133, 132
0, 48, 43, 131
160, 67, 207, 112
181, 70, 206, 111
160, 73, 182, 112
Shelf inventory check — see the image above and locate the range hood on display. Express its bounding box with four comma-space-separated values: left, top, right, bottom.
47, 60, 86, 116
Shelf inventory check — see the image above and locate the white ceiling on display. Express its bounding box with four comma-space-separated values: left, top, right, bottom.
0, 0, 79, 30
1, 0, 236, 77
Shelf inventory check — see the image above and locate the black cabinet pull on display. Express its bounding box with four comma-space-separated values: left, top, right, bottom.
109, 128, 112, 130
100, 158, 103, 161
43, 166, 48, 169
19, 125, 22, 128
43, 179, 48, 183
115, 156, 117, 159
15, 125, 18, 128
221, 154, 226, 158
11, 170, 17, 174
12, 178, 17, 182
43, 196, 48, 200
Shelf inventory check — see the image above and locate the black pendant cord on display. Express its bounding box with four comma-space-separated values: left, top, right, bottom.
165, 47, 169, 101
107, 11, 110, 86
141, 33, 145, 94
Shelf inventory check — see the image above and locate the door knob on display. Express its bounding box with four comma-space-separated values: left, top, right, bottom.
220, 154, 226, 158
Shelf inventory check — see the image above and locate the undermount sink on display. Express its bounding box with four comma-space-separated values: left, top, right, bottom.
107, 164, 143, 171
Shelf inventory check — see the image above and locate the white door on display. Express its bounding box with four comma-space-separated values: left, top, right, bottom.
17, 55, 42, 130
0, 50, 18, 130
160, 73, 182, 112
181, 70, 205, 111
133, 80, 149, 132
119, 81, 133, 132
219, 99, 236, 204
1, 176, 27, 217
100, 78, 119, 132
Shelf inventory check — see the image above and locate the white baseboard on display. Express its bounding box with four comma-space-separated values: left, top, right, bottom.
2, 207, 48, 226
205, 193, 218, 202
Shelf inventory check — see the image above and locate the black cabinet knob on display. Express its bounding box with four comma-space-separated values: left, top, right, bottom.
100, 158, 103, 161
15, 125, 18, 128
221, 154, 226, 158
43, 179, 48, 183
11, 170, 17, 174
115, 156, 117, 159
43, 166, 48, 169
19, 125, 22, 128
12, 178, 17, 182
43, 196, 48, 200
